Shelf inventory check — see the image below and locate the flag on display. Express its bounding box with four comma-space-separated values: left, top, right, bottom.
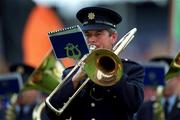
143, 62, 166, 87
22, 5, 64, 68
1, 0, 74, 68
49, 25, 89, 60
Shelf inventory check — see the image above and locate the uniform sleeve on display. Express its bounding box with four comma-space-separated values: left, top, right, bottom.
109, 60, 145, 113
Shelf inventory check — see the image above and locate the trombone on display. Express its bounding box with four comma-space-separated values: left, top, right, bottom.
32, 102, 46, 120
46, 28, 137, 115
165, 51, 180, 80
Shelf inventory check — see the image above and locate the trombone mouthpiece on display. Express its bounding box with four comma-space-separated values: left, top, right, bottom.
89, 45, 96, 51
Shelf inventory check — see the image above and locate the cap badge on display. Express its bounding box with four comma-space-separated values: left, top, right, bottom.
16, 66, 24, 74
88, 12, 95, 20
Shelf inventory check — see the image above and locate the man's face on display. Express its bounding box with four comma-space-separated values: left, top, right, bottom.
163, 76, 180, 97
84, 29, 118, 50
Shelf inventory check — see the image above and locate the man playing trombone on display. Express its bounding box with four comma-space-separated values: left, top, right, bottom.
45, 6, 145, 120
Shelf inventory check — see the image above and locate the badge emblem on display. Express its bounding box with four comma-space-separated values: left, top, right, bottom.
88, 12, 95, 20
64, 43, 81, 60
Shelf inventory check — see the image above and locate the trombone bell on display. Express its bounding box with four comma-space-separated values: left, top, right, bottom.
165, 51, 180, 80
84, 49, 123, 86
23, 51, 64, 94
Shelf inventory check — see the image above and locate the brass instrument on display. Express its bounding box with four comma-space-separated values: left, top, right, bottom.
23, 50, 64, 94
5, 94, 18, 120
165, 51, 180, 80
5, 50, 65, 120
153, 86, 165, 120
32, 102, 46, 120
46, 28, 137, 115
153, 51, 180, 120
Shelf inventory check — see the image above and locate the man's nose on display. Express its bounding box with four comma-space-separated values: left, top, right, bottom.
87, 36, 96, 44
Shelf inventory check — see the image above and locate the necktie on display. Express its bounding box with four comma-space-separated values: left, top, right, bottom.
164, 100, 169, 119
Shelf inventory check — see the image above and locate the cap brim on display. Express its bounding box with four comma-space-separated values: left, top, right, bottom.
81, 24, 114, 31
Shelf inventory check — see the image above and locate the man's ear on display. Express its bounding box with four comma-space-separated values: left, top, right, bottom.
111, 32, 118, 44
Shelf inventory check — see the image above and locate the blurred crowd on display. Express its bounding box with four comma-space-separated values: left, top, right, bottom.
0, 52, 179, 120
135, 54, 180, 120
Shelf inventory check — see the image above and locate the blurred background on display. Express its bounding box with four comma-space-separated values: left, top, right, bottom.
0, 0, 180, 72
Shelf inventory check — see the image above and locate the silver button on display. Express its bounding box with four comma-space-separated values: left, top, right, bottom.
107, 89, 111, 92
91, 118, 96, 120
93, 88, 95, 92
91, 102, 95, 107
113, 96, 117, 98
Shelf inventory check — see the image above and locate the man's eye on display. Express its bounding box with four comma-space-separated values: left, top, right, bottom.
84, 33, 89, 36
94, 32, 102, 36
85, 34, 90, 38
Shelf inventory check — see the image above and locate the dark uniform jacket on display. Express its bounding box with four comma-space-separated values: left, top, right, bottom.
16, 104, 36, 120
45, 59, 145, 120
136, 96, 180, 120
